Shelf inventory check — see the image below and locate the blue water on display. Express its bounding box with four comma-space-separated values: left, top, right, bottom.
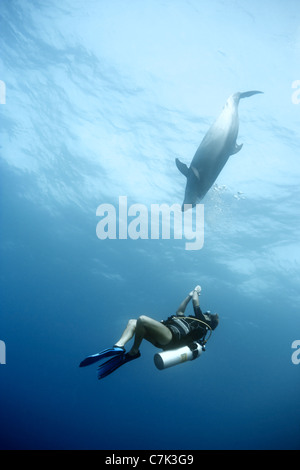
1, 0, 300, 450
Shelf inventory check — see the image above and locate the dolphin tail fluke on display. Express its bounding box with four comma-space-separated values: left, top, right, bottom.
239, 90, 263, 99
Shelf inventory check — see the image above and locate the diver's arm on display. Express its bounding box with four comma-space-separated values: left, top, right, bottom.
175, 293, 192, 316
176, 286, 202, 316
192, 290, 207, 321
192, 290, 200, 308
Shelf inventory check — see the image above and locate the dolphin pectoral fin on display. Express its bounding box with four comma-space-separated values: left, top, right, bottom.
175, 158, 189, 177
191, 166, 200, 180
232, 143, 243, 155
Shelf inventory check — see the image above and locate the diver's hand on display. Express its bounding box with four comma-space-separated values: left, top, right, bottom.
189, 285, 202, 296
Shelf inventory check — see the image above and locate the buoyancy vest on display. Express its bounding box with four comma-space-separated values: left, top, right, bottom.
162, 315, 209, 348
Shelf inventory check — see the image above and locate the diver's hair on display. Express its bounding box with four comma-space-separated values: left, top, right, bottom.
208, 313, 219, 330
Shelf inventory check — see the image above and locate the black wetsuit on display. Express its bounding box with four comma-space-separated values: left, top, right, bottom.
162, 305, 210, 350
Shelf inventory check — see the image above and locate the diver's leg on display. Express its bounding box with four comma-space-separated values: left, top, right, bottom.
114, 319, 137, 349
128, 315, 172, 356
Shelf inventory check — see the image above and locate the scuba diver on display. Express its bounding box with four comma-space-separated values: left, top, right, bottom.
79, 285, 219, 379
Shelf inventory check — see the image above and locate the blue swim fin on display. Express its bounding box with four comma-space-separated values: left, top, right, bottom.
79, 346, 125, 367
97, 351, 141, 380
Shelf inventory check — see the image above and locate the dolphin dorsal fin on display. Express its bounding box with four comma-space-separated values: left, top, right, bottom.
175, 158, 189, 177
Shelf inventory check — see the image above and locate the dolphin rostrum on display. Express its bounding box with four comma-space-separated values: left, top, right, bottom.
176, 91, 263, 210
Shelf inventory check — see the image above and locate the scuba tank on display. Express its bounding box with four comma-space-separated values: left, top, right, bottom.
154, 341, 204, 370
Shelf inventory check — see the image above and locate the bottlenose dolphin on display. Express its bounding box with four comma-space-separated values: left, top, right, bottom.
176, 91, 263, 210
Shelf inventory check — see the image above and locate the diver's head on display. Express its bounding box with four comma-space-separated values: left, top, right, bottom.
204, 313, 219, 330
